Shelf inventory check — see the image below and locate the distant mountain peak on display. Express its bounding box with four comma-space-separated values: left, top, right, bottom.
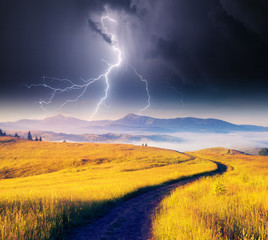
122, 113, 154, 120
123, 113, 140, 119
117, 113, 156, 127
44, 114, 83, 121
45, 114, 66, 120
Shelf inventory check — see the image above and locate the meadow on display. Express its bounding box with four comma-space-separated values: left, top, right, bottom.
0, 137, 217, 239
152, 148, 268, 240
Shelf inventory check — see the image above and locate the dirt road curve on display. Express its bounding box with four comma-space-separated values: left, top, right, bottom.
70, 158, 227, 240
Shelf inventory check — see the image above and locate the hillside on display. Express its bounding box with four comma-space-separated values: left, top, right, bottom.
1, 138, 267, 239
0, 136, 187, 179
0, 137, 216, 239
152, 147, 268, 239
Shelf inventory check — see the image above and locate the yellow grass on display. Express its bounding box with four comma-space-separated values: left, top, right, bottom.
0, 137, 190, 179
0, 137, 217, 239
152, 147, 268, 240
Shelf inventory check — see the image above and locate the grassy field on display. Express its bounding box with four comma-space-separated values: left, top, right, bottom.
0, 137, 217, 239
152, 147, 268, 240
0, 137, 191, 179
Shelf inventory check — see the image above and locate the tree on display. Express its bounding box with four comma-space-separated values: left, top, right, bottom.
258, 148, 268, 156
39, 136, 42, 141
28, 131, 33, 141
0, 129, 7, 136
35, 136, 38, 141
14, 133, 20, 138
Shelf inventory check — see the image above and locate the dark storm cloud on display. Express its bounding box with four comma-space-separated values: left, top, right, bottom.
219, 0, 268, 35
1, 0, 268, 109
149, 36, 203, 85
0, 0, 135, 91
88, 18, 113, 44
84, 0, 137, 14
134, 0, 268, 94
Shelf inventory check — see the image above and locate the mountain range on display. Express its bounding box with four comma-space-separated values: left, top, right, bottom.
1, 113, 268, 134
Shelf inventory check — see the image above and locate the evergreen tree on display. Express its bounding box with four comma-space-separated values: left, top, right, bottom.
35, 136, 38, 141
0, 129, 7, 136
14, 133, 20, 138
28, 131, 33, 141
39, 136, 42, 141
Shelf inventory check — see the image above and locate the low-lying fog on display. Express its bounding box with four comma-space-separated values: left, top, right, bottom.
136, 132, 268, 152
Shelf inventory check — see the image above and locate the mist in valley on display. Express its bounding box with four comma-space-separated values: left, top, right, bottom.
134, 131, 268, 152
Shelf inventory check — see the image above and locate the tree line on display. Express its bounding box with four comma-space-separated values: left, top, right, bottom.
0, 129, 42, 141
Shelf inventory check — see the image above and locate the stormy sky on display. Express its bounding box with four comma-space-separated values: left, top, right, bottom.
0, 0, 268, 124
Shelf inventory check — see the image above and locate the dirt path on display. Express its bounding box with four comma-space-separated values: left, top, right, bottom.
70, 157, 227, 240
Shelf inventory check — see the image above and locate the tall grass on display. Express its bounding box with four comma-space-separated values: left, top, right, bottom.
0, 137, 217, 239
0, 137, 190, 179
152, 148, 268, 240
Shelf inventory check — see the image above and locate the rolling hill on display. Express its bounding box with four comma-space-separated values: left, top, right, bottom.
0, 137, 216, 239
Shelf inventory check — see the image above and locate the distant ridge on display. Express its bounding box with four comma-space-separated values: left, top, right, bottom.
0, 114, 89, 133
3, 130, 183, 144
0, 113, 268, 134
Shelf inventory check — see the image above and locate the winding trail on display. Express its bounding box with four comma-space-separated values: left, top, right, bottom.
70, 155, 227, 240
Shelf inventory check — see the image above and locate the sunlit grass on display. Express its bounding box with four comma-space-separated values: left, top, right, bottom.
0, 137, 189, 179
0, 137, 216, 239
152, 147, 268, 240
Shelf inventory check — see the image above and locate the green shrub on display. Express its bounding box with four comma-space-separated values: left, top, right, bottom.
258, 148, 268, 156
213, 180, 227, 195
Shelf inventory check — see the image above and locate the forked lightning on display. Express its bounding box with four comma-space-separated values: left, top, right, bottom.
25, 16, 150, 119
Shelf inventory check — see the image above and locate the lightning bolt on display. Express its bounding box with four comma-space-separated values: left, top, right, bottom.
90, 16, 121, 119
24, 76, 97, 112
25, 16, 151, 119
131, 66, 151, 114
